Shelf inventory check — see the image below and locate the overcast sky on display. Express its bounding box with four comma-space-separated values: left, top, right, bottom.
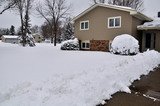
0, 0, 159, 30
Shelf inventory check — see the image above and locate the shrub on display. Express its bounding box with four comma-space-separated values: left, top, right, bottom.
110, 34, 139, 55
61, 38, 79, 50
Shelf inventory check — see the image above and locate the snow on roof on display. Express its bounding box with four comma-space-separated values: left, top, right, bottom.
72, 3, 152, 22
103, 3, 134, 10
137, 19, 160, 30
32, 33, 43, 37
2, 35, 19, 39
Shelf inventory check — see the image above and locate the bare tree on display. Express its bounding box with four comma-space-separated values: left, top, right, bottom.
0, 0, 18, 14
91, 0, 106, 4
24, 0, 32, 34
41, 22, 52, 39
15, 0, 25, 45
108, 0, 144, 11
31, 25, 39, 34
36, 0, 70, 46
15, 0, 34, 46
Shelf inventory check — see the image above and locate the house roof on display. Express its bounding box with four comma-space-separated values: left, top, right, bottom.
32, 33, 43, 37
2, 35, 19, 39
72, 3, 152, 22
137, 19, 160, 30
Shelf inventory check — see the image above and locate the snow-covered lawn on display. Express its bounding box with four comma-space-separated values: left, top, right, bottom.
0, 42, 160, 106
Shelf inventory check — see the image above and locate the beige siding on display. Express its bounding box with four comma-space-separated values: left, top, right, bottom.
74, 6, 134, 41
131, 17, 143, 38
131, 17, 144, 51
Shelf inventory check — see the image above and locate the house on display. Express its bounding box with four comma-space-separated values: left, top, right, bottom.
32, 33, 43, 43
1, 35, 20, 44
138, 19, 160, 52
72, 3, 153, 51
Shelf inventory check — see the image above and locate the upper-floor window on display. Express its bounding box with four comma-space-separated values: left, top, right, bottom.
108, 16, 121, 28
80, 21, 89, 30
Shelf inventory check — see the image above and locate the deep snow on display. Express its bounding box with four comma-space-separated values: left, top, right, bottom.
0, 42, 160, 106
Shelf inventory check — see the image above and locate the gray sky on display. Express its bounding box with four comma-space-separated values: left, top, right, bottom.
0, 0, 159, 30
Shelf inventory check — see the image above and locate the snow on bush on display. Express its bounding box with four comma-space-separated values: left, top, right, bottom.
110, 34, 139, 55
61, 38, 79, 50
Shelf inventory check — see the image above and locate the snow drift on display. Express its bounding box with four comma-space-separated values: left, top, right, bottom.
0, 42, 160, 106
110, 34, 139, 55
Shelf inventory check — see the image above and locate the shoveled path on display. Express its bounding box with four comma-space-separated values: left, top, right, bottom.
99, 66, 160, 106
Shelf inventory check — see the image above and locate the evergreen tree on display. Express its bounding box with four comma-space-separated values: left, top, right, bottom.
10, 25, 15, 35
6, 29, 10, 35
62, 18, 74, 41
24, 13, 32, 34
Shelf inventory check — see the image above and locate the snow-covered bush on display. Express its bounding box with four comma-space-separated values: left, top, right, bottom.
110, 34, 139, 55
61, 38, 79, 50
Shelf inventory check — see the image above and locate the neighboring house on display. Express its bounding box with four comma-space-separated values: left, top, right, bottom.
1, 35, 20, 44
32, 33, 43, 43
72, 3, 153, 51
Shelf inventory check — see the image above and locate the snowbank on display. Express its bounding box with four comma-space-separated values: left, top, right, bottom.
0, 42, 160, 106
110, 34, 139, 55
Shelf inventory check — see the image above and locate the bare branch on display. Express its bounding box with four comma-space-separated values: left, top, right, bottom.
0, 0, 18, 14
36, 0, 71, 46
108, 0, 144, 11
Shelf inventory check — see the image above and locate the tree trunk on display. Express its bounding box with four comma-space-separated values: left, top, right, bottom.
20, 12, 25, 47
51, 37, 54, 43
54, 33, 56, 46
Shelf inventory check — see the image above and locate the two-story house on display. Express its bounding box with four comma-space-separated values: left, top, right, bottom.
72, 3, 160, 52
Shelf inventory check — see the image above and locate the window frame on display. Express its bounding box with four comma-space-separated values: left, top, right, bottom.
108, 16, 121, 28
80, 20, 89, 30
81, 40, 90, 49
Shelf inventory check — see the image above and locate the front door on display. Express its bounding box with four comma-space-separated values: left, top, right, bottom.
145, 33, 156, 50
145, 33, 151, 48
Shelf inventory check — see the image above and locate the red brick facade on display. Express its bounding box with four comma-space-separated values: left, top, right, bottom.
90, 40, 109, 51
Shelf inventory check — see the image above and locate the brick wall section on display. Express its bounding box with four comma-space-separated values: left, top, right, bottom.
90, 40, 109, 51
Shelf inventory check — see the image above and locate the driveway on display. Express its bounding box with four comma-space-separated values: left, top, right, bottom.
101, 66, 160, 106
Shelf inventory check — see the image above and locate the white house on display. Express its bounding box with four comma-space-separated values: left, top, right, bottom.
32, 33, 43, 43
1, 35, 20, 44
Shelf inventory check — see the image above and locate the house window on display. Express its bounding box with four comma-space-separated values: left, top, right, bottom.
80, 21, 89, 30
81, 41, 90, 49
108, 16, 121, 28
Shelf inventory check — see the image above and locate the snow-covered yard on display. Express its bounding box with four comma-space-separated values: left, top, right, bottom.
0, 42, 160, 106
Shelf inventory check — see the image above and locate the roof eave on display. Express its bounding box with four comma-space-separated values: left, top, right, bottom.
72, 4, 98, 22
72, 3, 134, 22
72, 4, 152, 22
131, 12, 153, 21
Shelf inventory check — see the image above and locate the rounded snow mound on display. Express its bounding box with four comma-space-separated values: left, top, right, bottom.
110, 34, 139, 55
